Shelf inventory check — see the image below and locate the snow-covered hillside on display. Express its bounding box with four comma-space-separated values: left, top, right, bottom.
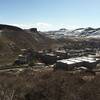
45, 27, 100, 39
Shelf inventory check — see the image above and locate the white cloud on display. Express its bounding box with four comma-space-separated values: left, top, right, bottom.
11, 24, 34, 29
8, 22, 69, 31
35, 22, 53, 31
11, 23, 54, 31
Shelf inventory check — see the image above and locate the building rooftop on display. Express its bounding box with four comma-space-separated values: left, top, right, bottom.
74, 57, 96, 63
67, 59, 83, 63
57, 56, 99, 65
57, 59, 76, 64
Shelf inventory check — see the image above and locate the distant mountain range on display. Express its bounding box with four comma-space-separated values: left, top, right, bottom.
45, 27, 100, 39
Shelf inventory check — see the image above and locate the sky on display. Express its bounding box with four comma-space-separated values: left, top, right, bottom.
0, 0, 100, 31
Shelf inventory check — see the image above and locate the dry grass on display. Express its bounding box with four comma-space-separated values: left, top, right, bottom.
0, 69, 99, 100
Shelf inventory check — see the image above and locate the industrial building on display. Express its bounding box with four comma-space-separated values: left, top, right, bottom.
55, 56, 100, 70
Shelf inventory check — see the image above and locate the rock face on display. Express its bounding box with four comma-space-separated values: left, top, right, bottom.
30, 28, 37, 32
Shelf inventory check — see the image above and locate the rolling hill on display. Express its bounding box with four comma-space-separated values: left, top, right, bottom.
0, 24, 57, 64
